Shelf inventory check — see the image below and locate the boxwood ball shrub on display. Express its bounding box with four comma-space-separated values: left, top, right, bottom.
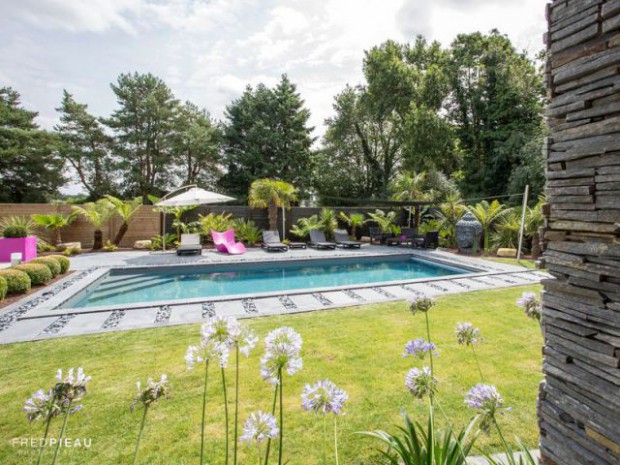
0, 276, 7, 301
3, 225, 29, 238
0, 269, 31, 294
47, 255, 70, 274
30, 257, 61, 278
13, 263, 52, 285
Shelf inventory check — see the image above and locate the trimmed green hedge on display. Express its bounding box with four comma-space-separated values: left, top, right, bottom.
29, 257, 61, 278
13, 263, 52, 285
47, 255, 70, 274
3, 225, 28, 238
0, 269, 31, 294
0, 276, 7, 301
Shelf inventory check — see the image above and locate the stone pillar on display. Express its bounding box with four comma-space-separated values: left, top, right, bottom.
539, 1, 620, 464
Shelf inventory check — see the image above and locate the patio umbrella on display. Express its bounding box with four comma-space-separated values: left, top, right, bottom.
156, 187, 235, 250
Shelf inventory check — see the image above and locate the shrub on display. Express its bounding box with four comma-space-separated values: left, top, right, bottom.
149, 234, 177, 251
0, 216, 36, 237
13, 263, 52, 285
47, 255, 70, 274
232, 218, 261, 244
38, 243, 57, 253
0, 276, 7, 301
3, 225, 29, 238
30, 257, 61, 278
0, 269, 31, 294
199, 212, 233, 240
103, 240, 118, 252
61, 246, 82, 256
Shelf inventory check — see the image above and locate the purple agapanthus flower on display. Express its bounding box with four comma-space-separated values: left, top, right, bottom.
239, 411, 278, 445
516, 292, 542, 321
54, 367, 91, 412
403, 338, 438, 359
185, 339, 229, 370
131, 374, 170, 412
301, 379, 348, 416
455, 322, 481, 346
260, 327, 303, 384
23, 389, 61, 423
408, 295, 436, 315
405, 366, 438, 399
464, 384, 507, 418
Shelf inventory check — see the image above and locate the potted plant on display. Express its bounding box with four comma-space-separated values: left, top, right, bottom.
0, 217, 38, 263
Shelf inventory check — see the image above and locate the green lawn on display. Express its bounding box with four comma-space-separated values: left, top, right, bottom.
0, 285, 542, 465
483, 257, 537, 269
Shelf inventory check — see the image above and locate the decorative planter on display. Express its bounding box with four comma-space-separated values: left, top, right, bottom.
0, 236, 37, 263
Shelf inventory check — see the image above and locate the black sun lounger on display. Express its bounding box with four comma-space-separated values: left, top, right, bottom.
308, 230, 337, 249
262, 230, 288, 252
334, 229, 362, 248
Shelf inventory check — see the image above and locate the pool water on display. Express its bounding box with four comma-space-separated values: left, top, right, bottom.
68, 256, 470, 308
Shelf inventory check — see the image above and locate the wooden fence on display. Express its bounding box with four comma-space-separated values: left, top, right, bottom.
540, 1, 620, 464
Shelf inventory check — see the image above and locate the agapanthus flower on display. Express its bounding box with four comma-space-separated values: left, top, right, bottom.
239, 411, 279, 445
131, 374, 170, 412
516, 292, 541, 321
402, 338, 438, 359
408, 296, 436, 315
464, 384, 507, 419
230, 325, 259, 357
54, 367, 91, 412
455, 322, 481, 346
260, 327, 303, 384
185, 339, 229, 370
23, 389, 61, 422
301, 379, 348, 416
405, 366, 438, 399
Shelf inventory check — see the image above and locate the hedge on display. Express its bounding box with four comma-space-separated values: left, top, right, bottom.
29, 257, 61, 278
0, 276, 7, 301
0, 269, 31, 294
13, 263, 52, 285
46, 255, 70, 274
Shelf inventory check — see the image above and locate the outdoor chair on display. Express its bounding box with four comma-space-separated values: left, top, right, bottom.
176, 233, 203, 256
413, 231, 440, 249
308, 230, 337, 249
211, 229, 247, 255
369, 227, 388, 244
262, 230, 288, 252
333, 229, 362, 249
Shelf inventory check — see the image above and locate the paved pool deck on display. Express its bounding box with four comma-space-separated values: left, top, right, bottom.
0, 246, 549, 345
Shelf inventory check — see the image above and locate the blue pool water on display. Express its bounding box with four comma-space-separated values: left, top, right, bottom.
68, 256, 470, 308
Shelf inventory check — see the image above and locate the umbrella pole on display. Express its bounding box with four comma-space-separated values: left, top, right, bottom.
162, 211, 166, 252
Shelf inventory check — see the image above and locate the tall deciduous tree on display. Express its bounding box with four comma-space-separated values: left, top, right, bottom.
447, 30, 544, 197
105, 73, 178, 202
220, 75, 314, 199
173, 101, 223, 187
0, 87, 65, 202
55, 90, 114, 200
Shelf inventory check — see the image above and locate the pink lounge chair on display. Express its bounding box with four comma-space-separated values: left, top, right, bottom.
211, 229, 247, 255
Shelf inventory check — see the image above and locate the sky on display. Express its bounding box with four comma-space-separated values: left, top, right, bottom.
1, 0, 547, 138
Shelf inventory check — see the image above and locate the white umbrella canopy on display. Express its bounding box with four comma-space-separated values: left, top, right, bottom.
156, 187, 235, 207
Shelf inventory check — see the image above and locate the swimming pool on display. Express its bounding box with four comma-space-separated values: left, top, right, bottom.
67, 255, 472, 308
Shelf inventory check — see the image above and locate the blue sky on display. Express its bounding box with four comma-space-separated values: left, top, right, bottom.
1, 0, 546, 137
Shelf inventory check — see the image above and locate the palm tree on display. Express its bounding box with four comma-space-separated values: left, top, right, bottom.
390, 171, 426, 227
338, 212, 365, 238
318, 208, 338, 240
32, 211, 77, 246
525, 197, 545, 259
248, 179, 298, 236
366, 209, 398, 234
104, 195, 143, 246
468, 200, 510, 251
72, 199, 115, 249
290, 215, 321, 240
432, 193, 466, 248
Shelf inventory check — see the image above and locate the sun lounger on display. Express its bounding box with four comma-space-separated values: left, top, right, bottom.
333, 229, 362, 248
176, 233, 203, 256
308, 230, 336, 249
211, 229, 247, 255
262, 230, 288, 252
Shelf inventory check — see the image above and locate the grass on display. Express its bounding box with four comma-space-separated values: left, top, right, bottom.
0, 285, 542, 465
483, 257, 537, 269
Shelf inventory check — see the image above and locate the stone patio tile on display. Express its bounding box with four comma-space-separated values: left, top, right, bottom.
320, 291, 361, 306
168, 304, 203, 325
252, 297, 286, 315
114, 308, 156, 330
348, 288, 390, 302
375, 285, 412, 299
213, 300, 246, 317
60, 312, 113, 335
288, 294, 324, 310
0, 318, 58, 343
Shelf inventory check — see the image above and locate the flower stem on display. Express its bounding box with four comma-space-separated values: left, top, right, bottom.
278, 369, 283, 465
424, 311, 435, 465
322, 415, 327, 465
263, 384, 279, 465
222, 367, 229, 465
424, 312, 434, 378
234, 346, 240, 465
51, 404, 71, 465
493, 417, 516, 465
435, 398, 469, 462
200, 361, 210, 465
36, 415, 52, 465
132, 406, 149, 465
334, 415, 340, 465
471, 346, 484, 382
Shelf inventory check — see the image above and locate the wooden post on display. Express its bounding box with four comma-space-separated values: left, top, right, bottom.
517, 184, 529, 262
